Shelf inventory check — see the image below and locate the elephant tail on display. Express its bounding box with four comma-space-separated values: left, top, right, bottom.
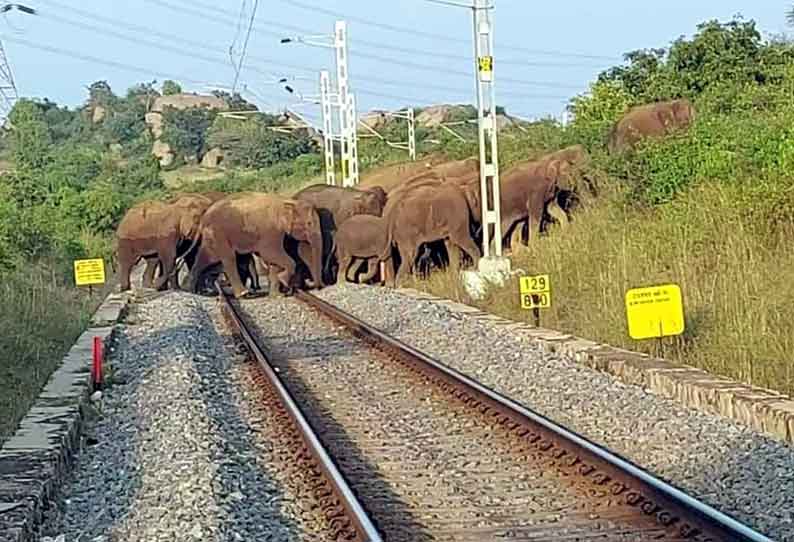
170, 233, 202, 279
377, 213, 396, 263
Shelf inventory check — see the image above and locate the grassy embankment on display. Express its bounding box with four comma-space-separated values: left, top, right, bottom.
0, 267, 114, 443
403, 101, 794, 398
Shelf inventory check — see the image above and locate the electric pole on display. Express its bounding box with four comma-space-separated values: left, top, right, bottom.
0, 3, 35, 126
473, 0, 508, 270
0, 39, 18, 126
281, 20, 359, 187
320, 70, 336, 185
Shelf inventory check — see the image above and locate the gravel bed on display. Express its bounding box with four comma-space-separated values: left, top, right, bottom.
240, 297, 672, 542
39, 291, 332, 542
315, 283, 794, 541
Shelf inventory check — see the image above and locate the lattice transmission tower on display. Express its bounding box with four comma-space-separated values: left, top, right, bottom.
0, 38, 19, 126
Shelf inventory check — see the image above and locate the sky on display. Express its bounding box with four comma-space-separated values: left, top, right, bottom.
1, 0, 791, 124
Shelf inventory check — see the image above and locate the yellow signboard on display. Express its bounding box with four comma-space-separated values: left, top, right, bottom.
519, 274, 551, 310
478, 55, 493, 82
625, 283, 685, 340
74, 258, 106, 287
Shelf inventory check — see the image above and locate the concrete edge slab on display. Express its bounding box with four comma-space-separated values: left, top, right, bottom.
0, 289, 133, 542
394, 287, 794, 447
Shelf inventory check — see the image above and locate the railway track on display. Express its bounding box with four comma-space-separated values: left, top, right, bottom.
218, 286, 774, 542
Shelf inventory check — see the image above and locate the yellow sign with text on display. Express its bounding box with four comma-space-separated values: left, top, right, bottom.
625, 283, 684, 340
74, 258, 106, 287
478, 55, 493, 82
519, 274, 551, 310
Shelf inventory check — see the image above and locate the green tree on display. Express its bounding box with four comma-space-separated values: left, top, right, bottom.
160, 106, 217, 158
210, 90, 258, 112
206, 116, 316, 169
7, 99, 53, 170
87, 80, 116, 108
162, 80, 182, 96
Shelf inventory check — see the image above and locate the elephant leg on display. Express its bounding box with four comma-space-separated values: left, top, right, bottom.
444, 240, 461, 270
267, 265, 283, 297
547, 199, 569, 229
142, 257, 158, 288
450, 231, 481, 271
221, 253, 248, 299
249, 258, 260, 291
337, 253, 353, 285
358, 257, 380, 283
297, 241, 318, 288
394, 243, 416, 287
153, 244, 177, 291
117, 244, 137, 291
263, 247, 296, 296
509, 222, 525, 254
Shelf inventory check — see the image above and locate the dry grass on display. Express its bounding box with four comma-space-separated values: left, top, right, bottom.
0, 265, 112, 444
404, 181, 794, 398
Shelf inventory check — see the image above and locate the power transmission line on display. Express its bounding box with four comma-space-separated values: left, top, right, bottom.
40, 1, 581, 99
162, 0, 606, 69
1, 34, 291, 105
232, 0, 259, 92
275, 0, 621, 61
142, 0, 589, 89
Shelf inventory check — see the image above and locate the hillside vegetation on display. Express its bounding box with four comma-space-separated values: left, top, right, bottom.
2, 15, 793, 441
412, 18, 794, 397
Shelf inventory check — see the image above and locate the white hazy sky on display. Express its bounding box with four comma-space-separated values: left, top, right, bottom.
2, 0, 790, 122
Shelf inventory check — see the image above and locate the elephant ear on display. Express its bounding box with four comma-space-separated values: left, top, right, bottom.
279, 201, 298, 233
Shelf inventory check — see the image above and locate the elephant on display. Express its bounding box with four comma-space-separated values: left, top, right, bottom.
330, 214, 390, 285
382, 171, 482, 273
186, 192, 324, 299
141, 191, 232, 289
379, 183, 481, 287
116, 194, 212, 292
607, 98, 695, 154
291, 184, 387, 285
495, 157, 577, 253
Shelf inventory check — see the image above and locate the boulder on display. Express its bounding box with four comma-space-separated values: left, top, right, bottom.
145, 112, 164, 139
152, 140, 174, 168
92, 105, 106, 124
201, 147, 224, 168
151, 93, 228, 113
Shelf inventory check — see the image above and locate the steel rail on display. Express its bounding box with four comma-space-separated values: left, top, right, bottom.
296, 290, 774, 542
217, 286, 384, 542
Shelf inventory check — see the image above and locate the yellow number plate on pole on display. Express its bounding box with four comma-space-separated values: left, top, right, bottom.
478, 55, 493, 82
519, 274, 551, 310
625, 283, 685, 340
74, 258, 106, 287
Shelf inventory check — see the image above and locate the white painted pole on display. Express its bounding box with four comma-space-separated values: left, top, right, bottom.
320, 70, 336, 186
407, 107, 416, 161
473, 0, 503, 259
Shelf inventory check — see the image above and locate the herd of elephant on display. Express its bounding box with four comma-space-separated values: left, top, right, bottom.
114, 97, 694, 299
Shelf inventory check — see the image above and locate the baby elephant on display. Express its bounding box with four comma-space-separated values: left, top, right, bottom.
332, 215, 389, 284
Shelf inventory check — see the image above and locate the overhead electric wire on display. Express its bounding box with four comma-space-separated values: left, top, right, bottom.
142, 0, 589, 89
3, 34, 225, 87
38, 1, 580, 99
161, 0, 605, 69
276, 0, 621, 62
232, 0, 259, 92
